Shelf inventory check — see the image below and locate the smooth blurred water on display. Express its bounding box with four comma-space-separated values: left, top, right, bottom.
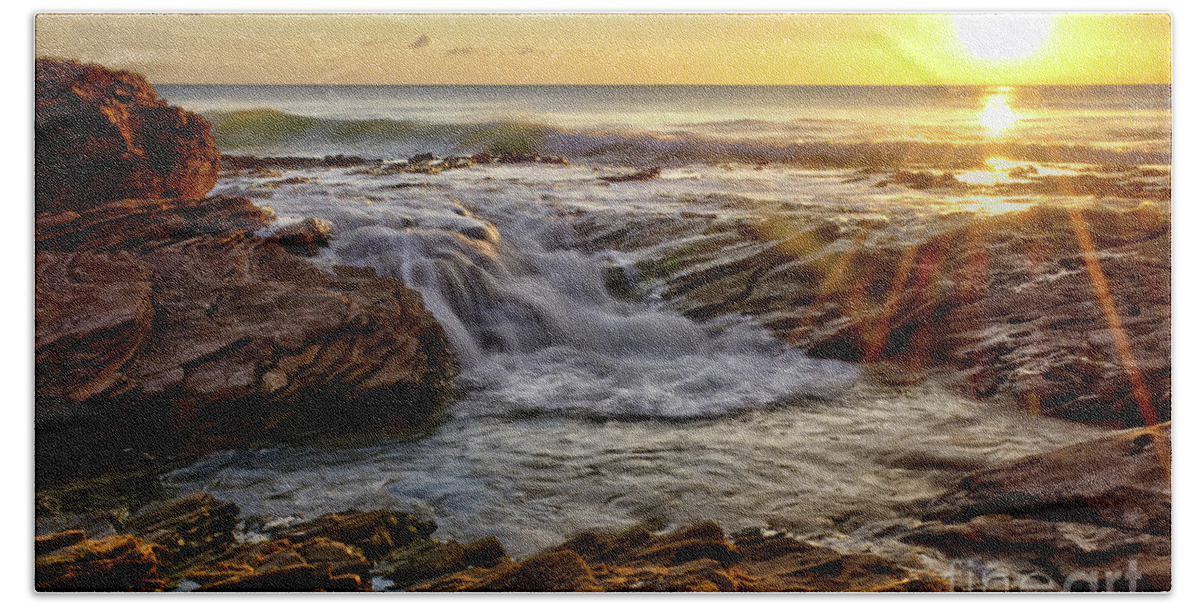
158, 83, 1161, 561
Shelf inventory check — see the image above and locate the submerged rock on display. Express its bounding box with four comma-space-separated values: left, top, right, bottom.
918, 423, 1171, 533
600, 166, 662, 183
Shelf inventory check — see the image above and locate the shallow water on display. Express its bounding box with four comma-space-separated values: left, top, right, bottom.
164, 377, 1102, 557
162, 158, 1113, 557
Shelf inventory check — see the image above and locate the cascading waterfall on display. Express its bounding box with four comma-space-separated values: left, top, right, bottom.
328, 198, 860, 420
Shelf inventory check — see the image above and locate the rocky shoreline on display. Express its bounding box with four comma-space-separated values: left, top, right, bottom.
36, 422, 1170, 592
35, 59, 458, 483
34, 59, 1171, 592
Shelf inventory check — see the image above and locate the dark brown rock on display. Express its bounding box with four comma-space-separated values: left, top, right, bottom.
281, 510, 438, 561
221, 154, 371, 171
35, 530, 87, 556
36, 60, 459, 482
186, 537, 371, 591
900, 424, 1171, 592
463, 536, 509, 568
407, 522, 946, 592
35, 251, 154, 404
381, 539, 467, 587
919, 423, 1171, 533
36, 232, 458, 480
36, 59, 219, 212
194, 563, 363, 592
35, 195, 272, 254
36, 534, 168, 591
125, 492, 240, 565
269, 217, 333, 257
600, 166, 662, 183
483, 550, 597, 592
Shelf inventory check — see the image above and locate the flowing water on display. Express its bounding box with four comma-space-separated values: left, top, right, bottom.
156, 84, 1166, 558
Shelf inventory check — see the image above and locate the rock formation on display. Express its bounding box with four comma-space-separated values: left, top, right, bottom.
34, 58, 458, 482
577, 202, 1170, 427
903, 423, 1171, 591
36, 59, 220, 212
35, 493, 948, 592
403, 521, 948, 592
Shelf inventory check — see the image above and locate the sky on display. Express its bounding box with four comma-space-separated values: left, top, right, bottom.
34, 13, 1170, 86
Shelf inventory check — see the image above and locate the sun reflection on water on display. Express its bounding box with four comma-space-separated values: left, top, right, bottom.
945, 196, 1035, 216
979, 89, 1021, 136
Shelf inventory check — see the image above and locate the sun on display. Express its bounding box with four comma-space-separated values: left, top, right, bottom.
979, 90, 1020, 135
952, 14, 1055, 61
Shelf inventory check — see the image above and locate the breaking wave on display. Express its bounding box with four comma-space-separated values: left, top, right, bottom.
209, 109, 1170, 169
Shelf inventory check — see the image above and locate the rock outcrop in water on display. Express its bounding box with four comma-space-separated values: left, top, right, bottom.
34, 59, 458, 481
579, 202, 1170, 427
904, 422, 1171, 591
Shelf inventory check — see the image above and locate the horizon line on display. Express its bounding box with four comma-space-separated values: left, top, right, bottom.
153, 82, 1174, 87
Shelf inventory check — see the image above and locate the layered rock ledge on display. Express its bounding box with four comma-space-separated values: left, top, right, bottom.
35, 492, 947, 592
35, 59, 458, 481
578, 202, 1170, 427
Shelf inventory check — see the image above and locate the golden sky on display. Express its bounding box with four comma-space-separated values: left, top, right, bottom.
34, 13, 1171, 85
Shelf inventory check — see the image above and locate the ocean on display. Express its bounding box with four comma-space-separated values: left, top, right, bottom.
153, 84, 1166, 564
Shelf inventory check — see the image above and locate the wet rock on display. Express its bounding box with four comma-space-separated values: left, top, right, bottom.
194, 563, 363, 592
221, 154, 371, 171
35, 530, 87, 556
36, 235, 459, 481
903, 425, 1171, 591
36, 59, 219, 212
463, 536, 509, 568
483, 550, 598, 592
919, 423, 1170, 533
36, 534, 168, 591
596, 203, 1170, 427
269, 217, 333, 256
900, 515, 1170, 591
600, 166, 662, 183
35, 251, 155, 404
37, 61, 458, 481
381, 539, 467, 587
186, 537, 371, 591
35, 195, 273, 253
280, 510, 438, 561
124, 492, 240, 564
728, 529, 936, 592
877, 170, 962, 190
407, 522, 946, 592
